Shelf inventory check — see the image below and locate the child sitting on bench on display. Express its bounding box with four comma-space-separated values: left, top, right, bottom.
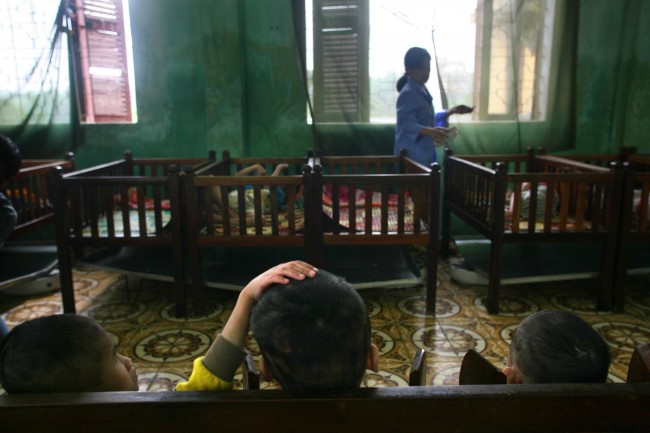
502, 310, 611, 384
0, 314, 139, 393
176, 260, 380, 391
0, 261, 376, 393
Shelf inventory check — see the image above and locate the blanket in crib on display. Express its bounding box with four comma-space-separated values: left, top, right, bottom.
211, 208, 305, 236
82, 210, 172, 237
504, 217, 593, 233
322, 186, 415, 232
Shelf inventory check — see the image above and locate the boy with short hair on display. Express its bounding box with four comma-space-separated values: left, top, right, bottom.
0, 314, 139, 393
502, 310, 611, 384
251, 268, 379, 389
176, 261, 379, 391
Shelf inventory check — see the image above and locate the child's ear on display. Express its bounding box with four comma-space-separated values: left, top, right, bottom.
259, 356, 274, 381
502, 365, 523, 384
366, 344, 380, 372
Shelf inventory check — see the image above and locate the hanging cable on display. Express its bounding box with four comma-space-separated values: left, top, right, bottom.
290, 0, 321, 151
508, 0, 523, 153
430, 22, 449, 111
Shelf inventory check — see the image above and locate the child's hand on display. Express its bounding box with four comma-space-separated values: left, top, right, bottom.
241, 261, 318, 303
221, 261, 318, 350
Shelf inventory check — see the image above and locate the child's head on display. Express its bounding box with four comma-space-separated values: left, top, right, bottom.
0, 315, 138, 393
0, 134, 22, 184
503, 310, 610, 384
251, 270, 379, 390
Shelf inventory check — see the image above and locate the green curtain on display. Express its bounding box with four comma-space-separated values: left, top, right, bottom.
575, 0, 650, 154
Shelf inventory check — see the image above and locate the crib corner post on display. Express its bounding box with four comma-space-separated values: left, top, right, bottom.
303, 163, 324, 268
427, 163, 441, 313
485, 163, 509, 315
48, 166, 76, 314
440, 161, 452, 260
124, 151, 134, 176
444, 147, 453, 158
608, 161, 631, 312
222, 150, 230, 161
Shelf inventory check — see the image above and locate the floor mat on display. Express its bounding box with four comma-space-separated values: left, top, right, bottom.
453, 237, 604, 285
200, 245, 421, 290
79, 245, 422, 291
79, 247, 176, 282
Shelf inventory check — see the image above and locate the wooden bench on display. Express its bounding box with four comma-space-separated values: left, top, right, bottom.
1, 383, 648, 432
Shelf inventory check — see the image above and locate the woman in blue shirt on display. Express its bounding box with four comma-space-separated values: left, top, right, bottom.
394, 47, 473, 167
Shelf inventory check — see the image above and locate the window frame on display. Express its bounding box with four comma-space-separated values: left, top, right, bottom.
69, 0, 134, 124
311, 0, 370, 123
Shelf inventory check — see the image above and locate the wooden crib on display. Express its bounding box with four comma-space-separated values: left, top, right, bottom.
49, 151, 215, 316
310, 151, 440, 311
616, 154, 650, 307
5, 153, 74, 241
441, 148, 625, 314
183, 150, 440, 312
547, 149, 650, 311
183, 151, 311, 312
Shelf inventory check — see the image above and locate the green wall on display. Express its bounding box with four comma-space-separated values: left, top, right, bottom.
76, 0, 311, 168
70, 0, 650, 169
575, 0, 650, 154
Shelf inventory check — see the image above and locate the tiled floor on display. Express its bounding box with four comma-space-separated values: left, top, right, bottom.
1, 247, 649, 392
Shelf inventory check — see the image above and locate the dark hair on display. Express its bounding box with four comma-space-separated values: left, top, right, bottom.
251, 270, 371, 390
0, 134, 22, 182
0, 315, 110, 393
396, 47, 431, 92
510, 310, 611, 384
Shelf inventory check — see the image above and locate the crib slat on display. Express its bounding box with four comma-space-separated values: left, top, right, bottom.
348, 185, 357, 235
364, 184, 372, 234
381, 184, 389, 234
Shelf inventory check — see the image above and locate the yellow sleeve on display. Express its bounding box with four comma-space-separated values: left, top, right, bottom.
175, 357, 234, 391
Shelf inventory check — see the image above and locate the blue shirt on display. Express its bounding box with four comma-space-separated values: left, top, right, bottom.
394, 79, 448, 166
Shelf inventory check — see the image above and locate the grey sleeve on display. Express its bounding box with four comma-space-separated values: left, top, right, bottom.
201, 333, 248, 382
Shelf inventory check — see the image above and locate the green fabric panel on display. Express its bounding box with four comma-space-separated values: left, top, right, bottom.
242, 0, 313, 158
575, 0, 650, 154
623, 0, 650, 150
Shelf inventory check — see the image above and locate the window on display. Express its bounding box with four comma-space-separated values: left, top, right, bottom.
0, 0, 70, 125
306, 0, 556, 123
69, 0, 137, 123
311, 0, 369, 122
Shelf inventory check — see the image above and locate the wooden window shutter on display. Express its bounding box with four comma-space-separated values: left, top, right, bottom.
312, 0, 369, 122
73, 0, 132, 123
